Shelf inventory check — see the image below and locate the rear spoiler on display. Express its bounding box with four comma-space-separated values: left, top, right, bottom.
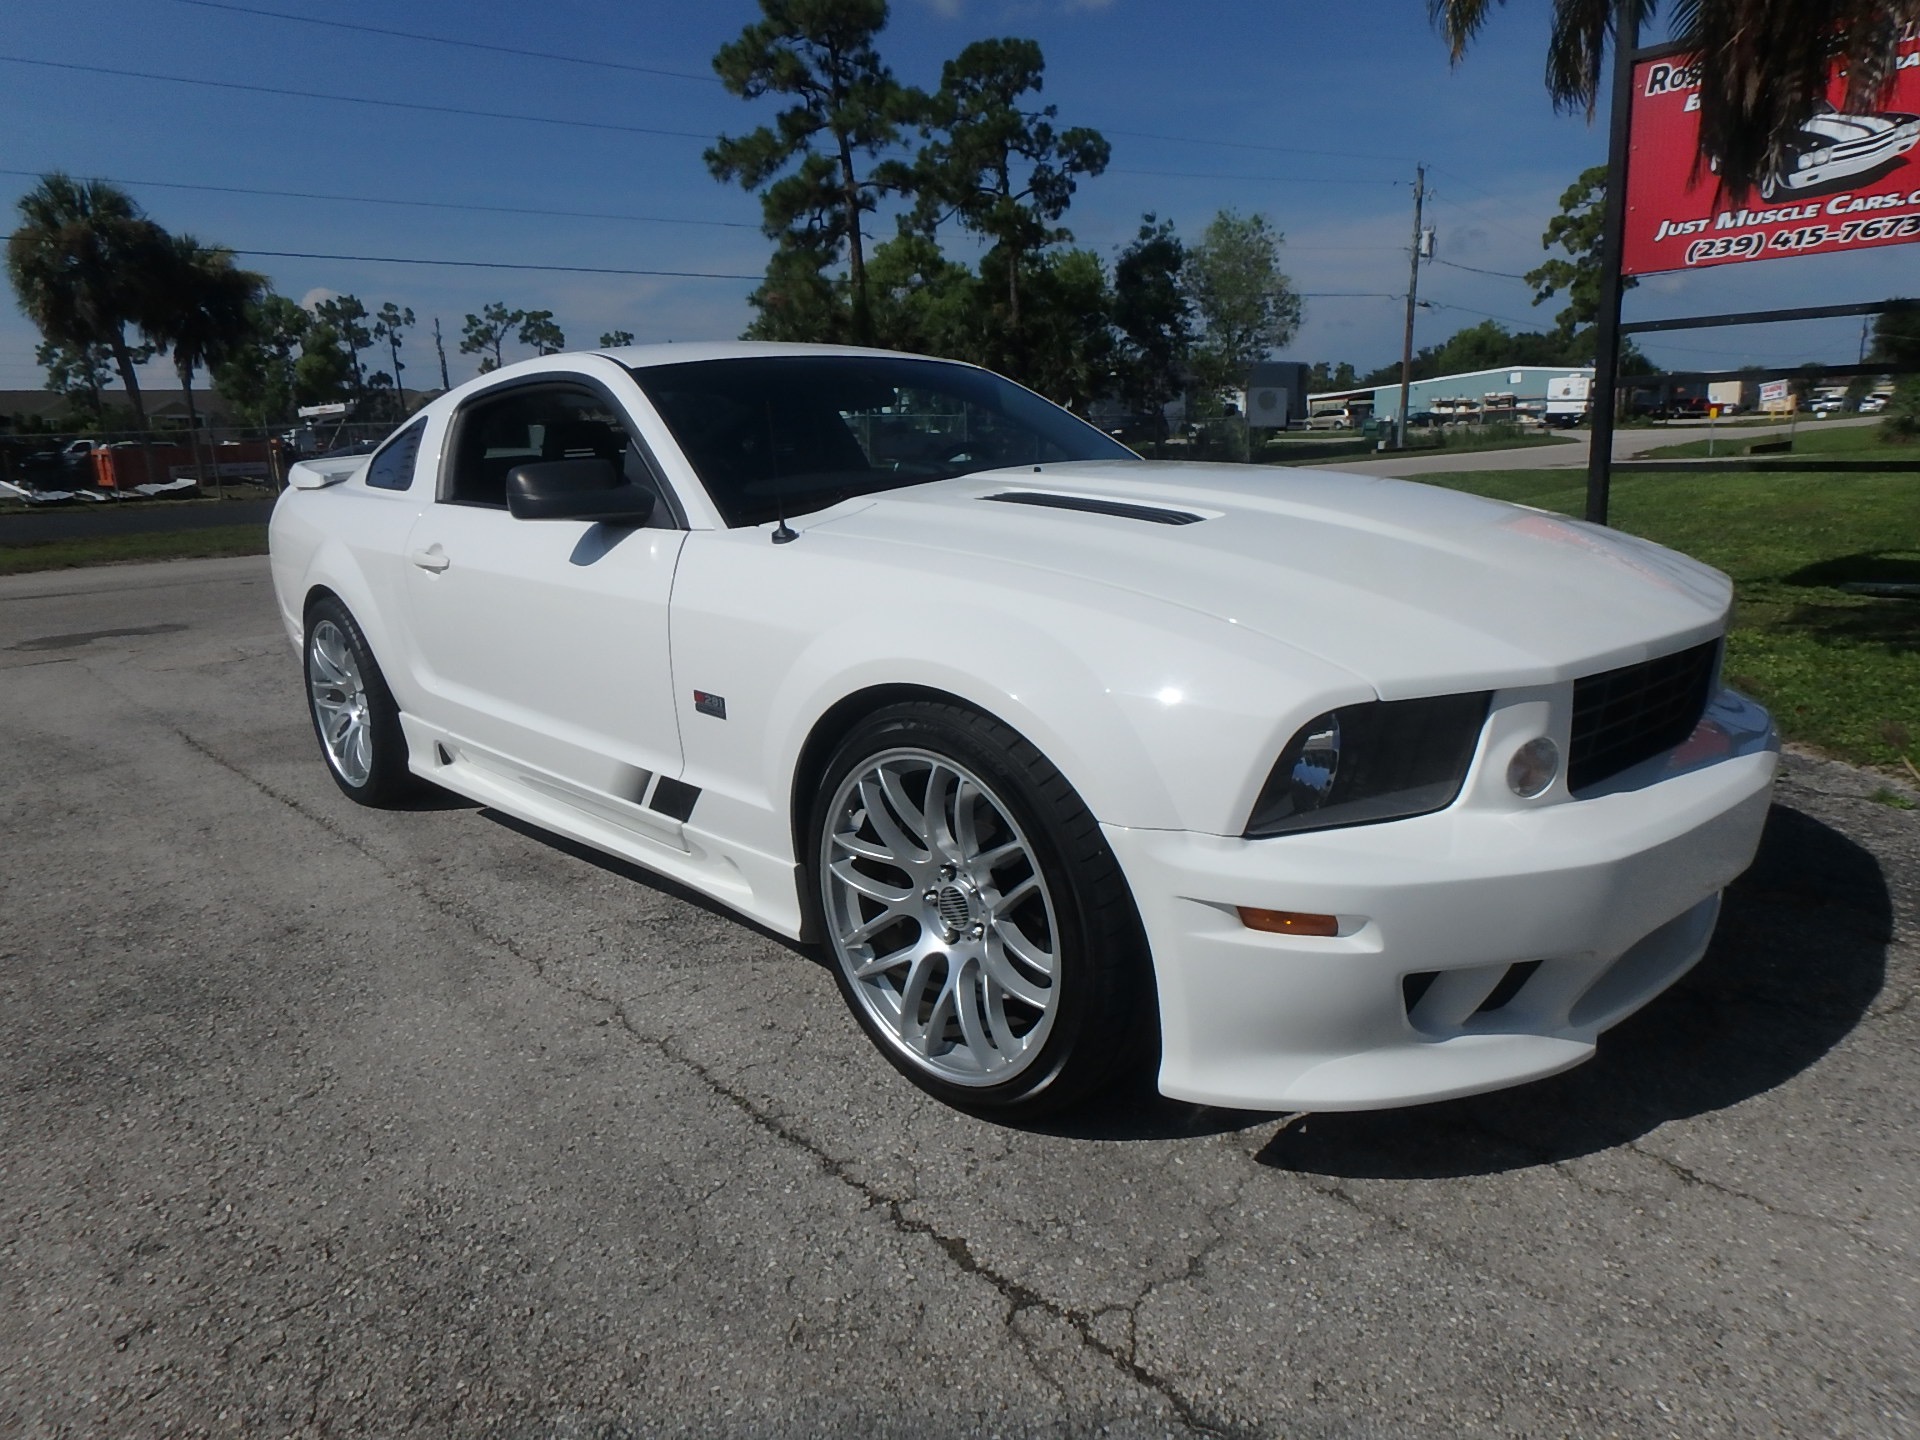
287, 455, 371, 490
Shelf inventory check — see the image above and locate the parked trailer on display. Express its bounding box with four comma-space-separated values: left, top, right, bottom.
1708, 380, 1753, 414
1545, 375, 1591, 426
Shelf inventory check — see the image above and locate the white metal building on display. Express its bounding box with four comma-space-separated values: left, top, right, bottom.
1311, 365, 1595, 423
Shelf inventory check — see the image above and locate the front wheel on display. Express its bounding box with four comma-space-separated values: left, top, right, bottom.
304, 596, 415, 806
809, 702, 1153, 1114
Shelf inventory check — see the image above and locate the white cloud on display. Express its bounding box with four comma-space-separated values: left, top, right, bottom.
300, 287, 340, 312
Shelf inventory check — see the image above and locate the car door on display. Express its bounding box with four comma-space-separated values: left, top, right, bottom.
399, 373, 687, 814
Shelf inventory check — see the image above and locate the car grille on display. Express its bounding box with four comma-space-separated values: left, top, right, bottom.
1568, 639, 1718, 794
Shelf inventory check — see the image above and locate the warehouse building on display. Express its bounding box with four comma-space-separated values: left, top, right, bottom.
1310, 364, 1595, 426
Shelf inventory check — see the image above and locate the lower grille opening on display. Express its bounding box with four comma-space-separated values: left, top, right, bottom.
1474, 959, 1541, 1015
1403, 960, 1543, 1027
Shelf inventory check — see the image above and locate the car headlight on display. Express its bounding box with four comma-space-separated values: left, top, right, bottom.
1245, 693, 1491, 837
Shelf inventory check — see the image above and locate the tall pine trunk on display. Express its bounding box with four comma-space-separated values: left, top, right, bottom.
839, 140, 870, 345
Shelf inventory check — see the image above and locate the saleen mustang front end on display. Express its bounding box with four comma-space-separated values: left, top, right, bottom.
269, 342, 1778, 1116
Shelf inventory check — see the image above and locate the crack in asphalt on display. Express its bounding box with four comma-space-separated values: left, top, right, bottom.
1866, 982, 1918, 1022
155, 703, 1917, 1432
1436, 1108, 1905, 1261
602, 1000, 1252, 1439
161, 720, 1250, 1438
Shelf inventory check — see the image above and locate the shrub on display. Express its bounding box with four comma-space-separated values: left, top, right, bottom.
1879, 376, 1920, 440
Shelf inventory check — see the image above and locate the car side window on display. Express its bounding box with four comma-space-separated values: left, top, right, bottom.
443, 382, 674, 525
364, 418, 428, 491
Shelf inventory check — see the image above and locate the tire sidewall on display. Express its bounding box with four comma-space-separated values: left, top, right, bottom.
808, 703, 1116, 1112
303, 597, 411, 806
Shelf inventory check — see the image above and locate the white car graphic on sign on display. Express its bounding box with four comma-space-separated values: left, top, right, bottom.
1760, 102, 1920, 199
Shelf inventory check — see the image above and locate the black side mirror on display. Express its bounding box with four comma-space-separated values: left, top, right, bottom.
504, 458, 655, 526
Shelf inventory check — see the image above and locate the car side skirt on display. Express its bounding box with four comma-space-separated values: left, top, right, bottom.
398, 714, 808, 939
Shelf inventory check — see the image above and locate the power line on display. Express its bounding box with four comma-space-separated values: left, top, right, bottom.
1433, 257, 1532, 280
1099, 128, 1410, 165
164, 0, 720, 84
1421, 298, 1544, 329
0, 55, 712, 141
232, 248, 759, 280
1425, 164, 1558, 215
1422, 172, 1554, 248
1109, 167, 1404, 188
0, 168, 758, 231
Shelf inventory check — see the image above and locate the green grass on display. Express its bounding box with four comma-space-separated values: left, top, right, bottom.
1640, 418, 1916, 461
1263, 429, 1574, 467
1417, 467, 1920, 772
0, 524, 269, 575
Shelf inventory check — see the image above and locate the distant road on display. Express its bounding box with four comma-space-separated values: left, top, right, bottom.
0, 496, 275, 545
1321, 414, 1881, 477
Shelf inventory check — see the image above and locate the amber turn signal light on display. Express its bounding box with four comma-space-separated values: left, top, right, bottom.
1237, 907, 1339, 937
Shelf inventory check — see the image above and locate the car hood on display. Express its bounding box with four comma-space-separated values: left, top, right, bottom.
805, 461, 1730, 698
1805, 110, 1916, 142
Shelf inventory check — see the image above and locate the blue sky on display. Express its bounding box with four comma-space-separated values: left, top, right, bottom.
2, 0, 1909, 395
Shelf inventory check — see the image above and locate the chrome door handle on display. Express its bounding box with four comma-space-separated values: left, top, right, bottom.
410, 547, 449, 572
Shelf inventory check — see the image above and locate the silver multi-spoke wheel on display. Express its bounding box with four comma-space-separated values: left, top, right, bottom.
822, 748, 1061, 1087
307, 618, 373, 788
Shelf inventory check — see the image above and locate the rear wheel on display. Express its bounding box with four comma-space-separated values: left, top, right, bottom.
810, 702, 1153, 1113
304, 596, 415, 806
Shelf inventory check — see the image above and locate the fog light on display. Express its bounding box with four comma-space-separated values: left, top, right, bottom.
1507, 737, 1560, 797
1238, 907, 1339, 937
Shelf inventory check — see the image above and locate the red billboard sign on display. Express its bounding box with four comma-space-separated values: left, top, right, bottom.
1623, 40, 1920, 276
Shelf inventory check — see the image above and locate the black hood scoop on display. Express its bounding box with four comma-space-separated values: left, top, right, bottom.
982, 491, 1206, 526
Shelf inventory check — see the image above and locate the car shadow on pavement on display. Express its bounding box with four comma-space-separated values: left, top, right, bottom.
395, 783, 482, 812
1253, 802, 1891, 1178
1012, 1068, 1285, 1143
478, 808, 834, 963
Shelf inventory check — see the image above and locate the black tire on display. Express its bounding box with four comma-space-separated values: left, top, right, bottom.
807, 700, 1155, 1114
303, 595, 416, 807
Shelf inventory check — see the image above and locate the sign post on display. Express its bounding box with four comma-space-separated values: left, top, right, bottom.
1585, 0, 1640, 526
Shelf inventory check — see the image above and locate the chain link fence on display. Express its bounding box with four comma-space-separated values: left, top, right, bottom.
0, 418, 400, 501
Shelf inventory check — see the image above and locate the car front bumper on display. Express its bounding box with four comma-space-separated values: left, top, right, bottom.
1105, 701, 1779, 1112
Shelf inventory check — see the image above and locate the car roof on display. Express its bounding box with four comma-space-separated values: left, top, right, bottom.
591, 339, 956, 371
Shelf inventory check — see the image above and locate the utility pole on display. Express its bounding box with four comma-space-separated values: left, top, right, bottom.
433, 317, 451, 391
1396, 164, 1426, 450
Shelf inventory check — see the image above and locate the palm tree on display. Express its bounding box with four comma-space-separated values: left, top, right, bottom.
1431, 1, 1920, 197
5, 173, 172, 432
147, 235, 264, 481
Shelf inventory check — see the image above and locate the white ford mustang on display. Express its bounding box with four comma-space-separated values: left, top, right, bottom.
269, 343, 1779, 1115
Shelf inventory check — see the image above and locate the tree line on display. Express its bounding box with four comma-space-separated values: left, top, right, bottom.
703, 0, 1302, 418
3, 172, 593, 434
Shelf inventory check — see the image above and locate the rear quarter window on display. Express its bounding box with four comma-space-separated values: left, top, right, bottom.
365, 420, 428, 491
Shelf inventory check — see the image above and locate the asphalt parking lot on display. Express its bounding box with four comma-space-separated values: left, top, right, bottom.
2, 556, 1916, 1438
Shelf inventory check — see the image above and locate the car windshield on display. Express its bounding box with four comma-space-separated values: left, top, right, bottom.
629, 354, 1135, 527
